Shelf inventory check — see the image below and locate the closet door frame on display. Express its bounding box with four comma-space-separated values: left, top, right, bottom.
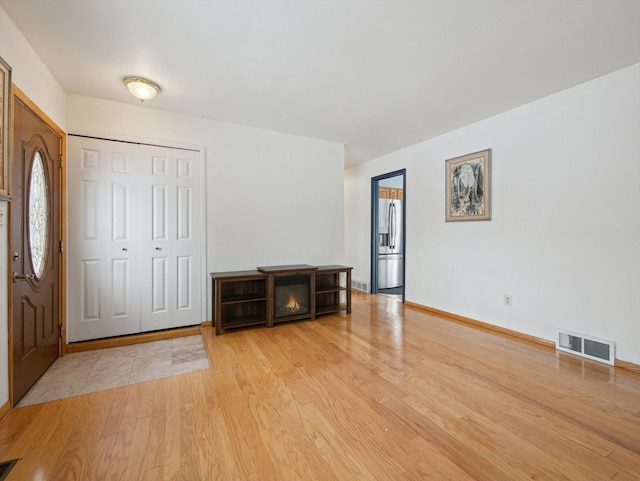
66, 134, 206, 344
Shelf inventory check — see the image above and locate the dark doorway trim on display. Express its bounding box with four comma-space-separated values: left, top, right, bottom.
371, 169, 406, 302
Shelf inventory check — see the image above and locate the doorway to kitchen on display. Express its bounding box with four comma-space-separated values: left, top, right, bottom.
371, 170, 405, 301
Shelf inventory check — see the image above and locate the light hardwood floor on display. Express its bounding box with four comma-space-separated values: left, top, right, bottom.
1, 292, 639, 480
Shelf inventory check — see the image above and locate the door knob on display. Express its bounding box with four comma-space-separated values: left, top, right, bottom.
12, 272, 34, 282
155, 247, 162, 251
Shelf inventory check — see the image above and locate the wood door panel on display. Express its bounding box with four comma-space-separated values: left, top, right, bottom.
20, 298, 37, 355
11, 97, 62, 403
42, 283, 56, 338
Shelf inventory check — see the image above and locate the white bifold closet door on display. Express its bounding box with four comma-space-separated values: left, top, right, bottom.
67, 136, 202, 342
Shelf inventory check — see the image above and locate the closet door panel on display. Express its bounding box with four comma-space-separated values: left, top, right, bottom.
152, 184, 168, 241
151, 256, 169, 312
141, 150, 174, 331
67, 138, 141, 341
171, 149, 202, 327
104, 145, 141, 336
111, 258, 130, 317
177, 186, 191, 240
80, 259, 101, 322
140, 147, 201, 330
111, 182, 130, 241
177, 255, 192, 311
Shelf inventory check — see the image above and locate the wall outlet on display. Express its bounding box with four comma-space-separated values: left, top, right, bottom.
504, 294, 512, 307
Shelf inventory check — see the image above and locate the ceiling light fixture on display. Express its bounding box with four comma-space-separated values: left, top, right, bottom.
123, 77, 161, 102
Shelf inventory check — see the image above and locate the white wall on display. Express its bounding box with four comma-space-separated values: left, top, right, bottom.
0, 7, 66, 129
66, 94, 345, 320
345, 64, 640, 365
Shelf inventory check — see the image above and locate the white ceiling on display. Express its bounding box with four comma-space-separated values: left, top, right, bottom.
2, 0, 639, 167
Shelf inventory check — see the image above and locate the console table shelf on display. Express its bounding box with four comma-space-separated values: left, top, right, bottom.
316, 304, 345, 316
220, 293, 268, 304
315, 265, 352, 316
211, 265, 352, 335
219, 316, 267, 331
211, 270, 269, 335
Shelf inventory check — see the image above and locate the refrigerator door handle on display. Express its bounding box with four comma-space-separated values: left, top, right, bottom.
387, 204, 392, 249
390, 203, 396, 249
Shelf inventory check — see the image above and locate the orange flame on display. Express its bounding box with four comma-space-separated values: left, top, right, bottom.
286, 294, 300, 312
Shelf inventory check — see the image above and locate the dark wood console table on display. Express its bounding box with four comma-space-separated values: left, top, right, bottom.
211, 264, 352, 335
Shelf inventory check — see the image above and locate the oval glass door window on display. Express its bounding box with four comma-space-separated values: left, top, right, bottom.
29, 151, 49, 278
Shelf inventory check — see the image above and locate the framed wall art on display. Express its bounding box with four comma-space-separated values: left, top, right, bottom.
445, 149, 491, 222
0, 55, 12, 196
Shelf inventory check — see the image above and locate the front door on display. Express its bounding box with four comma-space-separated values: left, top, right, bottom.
11, 95, 62, 403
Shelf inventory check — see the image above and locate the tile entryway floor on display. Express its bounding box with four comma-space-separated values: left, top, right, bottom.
17, 335, 210, 407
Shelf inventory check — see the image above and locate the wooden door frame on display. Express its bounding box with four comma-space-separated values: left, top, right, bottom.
9, 85, 67, 406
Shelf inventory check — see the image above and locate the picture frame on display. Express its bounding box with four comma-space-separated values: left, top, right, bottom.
445, 149, 491, 222
0, 55, 12, 197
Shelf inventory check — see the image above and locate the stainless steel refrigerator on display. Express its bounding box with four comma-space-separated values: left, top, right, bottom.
378, 198, 403, 289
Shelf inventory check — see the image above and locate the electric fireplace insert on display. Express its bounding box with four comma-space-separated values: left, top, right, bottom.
258, 264, 318, 325
274, 274, 311, 319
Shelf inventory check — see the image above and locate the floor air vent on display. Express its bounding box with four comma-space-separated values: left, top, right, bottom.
0, 459, 18, 480
556, 329, 615, 365
351, 280, 369, 293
